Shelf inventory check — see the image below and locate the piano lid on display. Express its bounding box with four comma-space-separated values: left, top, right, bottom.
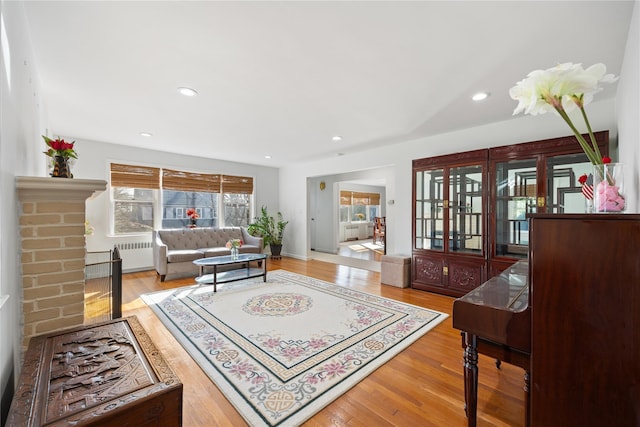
455, 261, 528, 312
452, 260, 530, 352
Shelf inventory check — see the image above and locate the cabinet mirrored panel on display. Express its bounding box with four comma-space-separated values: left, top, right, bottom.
450, 164, 483, 255
415, 168, 444, 251
494, 157, 536, 258
546, 152, 592, 214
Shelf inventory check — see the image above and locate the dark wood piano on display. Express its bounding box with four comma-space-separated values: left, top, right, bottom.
452, 260, 531, 427
453, 214, 640, 427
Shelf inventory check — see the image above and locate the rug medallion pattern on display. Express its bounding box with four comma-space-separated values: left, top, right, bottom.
142, 270, 447, 426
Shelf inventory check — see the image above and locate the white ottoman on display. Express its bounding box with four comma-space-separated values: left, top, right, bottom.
381, 255, 411, 288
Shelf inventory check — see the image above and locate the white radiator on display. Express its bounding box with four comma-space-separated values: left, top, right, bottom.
115, 241, 153, 251
114, 241, 153, 272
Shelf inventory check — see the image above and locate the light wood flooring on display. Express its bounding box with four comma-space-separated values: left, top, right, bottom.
120, 257, 525, 426
337, 238, 384, 261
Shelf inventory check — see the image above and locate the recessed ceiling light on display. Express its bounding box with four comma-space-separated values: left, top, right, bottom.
140, 132, 153, 137
332, 135, 342, 142
472, 92, 490, 101
265, 155, 272, 159
177, 87, 198, 97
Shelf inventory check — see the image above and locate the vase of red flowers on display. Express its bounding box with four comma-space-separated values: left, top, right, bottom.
43, 136, 77, 178
186, 208, 199, 228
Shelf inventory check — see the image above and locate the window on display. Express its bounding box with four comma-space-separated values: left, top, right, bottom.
339, 191, 381, 222
162, 190, 218, 228
223, 193, 250, 226
222, 175, 254, 226
110, 164, 253, 233
113, 187, 156, 233
161, 169, 221, 228
110, 164, 159, 234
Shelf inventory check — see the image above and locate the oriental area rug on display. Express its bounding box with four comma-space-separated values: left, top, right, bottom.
141, 270, 447, 427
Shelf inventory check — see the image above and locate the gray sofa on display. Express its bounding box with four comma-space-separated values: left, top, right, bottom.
152, 227, 263, 281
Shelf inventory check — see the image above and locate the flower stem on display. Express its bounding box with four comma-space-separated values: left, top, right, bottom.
553, 106, 601, 167
579, 106, 604, 162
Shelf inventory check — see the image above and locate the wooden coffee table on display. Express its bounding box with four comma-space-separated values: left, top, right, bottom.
193, 253, 267, 292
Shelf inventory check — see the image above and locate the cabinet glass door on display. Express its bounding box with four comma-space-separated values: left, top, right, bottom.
546, 152, 592, 213
415, 169, 444, 251
449, 164, 483, 254
495, 158, 537, 258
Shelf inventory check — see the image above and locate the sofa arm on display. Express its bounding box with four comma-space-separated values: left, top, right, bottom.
241, 227, 264, 252
152, 230, 168, 277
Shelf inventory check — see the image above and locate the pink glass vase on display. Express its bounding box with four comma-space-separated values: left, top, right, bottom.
593, 163, 625, 213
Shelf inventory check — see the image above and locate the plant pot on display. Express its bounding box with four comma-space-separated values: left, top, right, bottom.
51, 156, 73, 178
269, 243, 282, 259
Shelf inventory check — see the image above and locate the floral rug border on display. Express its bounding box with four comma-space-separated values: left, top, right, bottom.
142, 269, 447, 426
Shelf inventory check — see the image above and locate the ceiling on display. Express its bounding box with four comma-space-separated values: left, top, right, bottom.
22, 1, 634, 168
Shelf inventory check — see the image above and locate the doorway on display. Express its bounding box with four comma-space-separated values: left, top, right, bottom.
308, 169, 389, 271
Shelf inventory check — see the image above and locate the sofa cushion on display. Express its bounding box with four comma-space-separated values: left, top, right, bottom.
167, 249, 205, 263
238, 245, 261, 254
202, 228, 243, 248
201, 245, 261, 258
202, 247, 230, 257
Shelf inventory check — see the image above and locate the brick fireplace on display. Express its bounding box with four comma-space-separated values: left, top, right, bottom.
16, 176, 106, 352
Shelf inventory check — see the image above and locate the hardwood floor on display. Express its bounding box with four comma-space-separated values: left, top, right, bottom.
120, 257, 525, 426
337, 238, 384, 261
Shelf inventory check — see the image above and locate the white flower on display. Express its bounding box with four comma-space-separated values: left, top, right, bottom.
509, 62, 618, 166
509, 62, 617, 116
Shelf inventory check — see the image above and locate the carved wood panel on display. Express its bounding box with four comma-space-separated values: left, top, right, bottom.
412, 255, 444, 287
8, 316, 183, 427
448, 260, 484, 293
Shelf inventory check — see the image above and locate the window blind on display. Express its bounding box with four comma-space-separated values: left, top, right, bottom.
340, 191, 380, 205
221, 175, 254, 194
110, 163, 160, 189
162, 169, 221, 193
340, 191, 352, 205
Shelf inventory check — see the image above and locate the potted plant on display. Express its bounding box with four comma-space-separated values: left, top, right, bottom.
43, 135, 77, 178
247, 206, 288, 258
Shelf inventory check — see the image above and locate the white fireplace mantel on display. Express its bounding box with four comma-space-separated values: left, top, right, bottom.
16, 176, 107, 201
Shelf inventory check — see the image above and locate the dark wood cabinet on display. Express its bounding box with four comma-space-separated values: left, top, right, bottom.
411, 131, 609, 296
412, 149, 487, 296
529, 214, 640, 426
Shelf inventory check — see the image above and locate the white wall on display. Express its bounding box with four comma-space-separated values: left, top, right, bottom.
281, 97, 623, 260
0, 0, 48, 418
70, 138, 280, 271
617, 1, 640, 212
